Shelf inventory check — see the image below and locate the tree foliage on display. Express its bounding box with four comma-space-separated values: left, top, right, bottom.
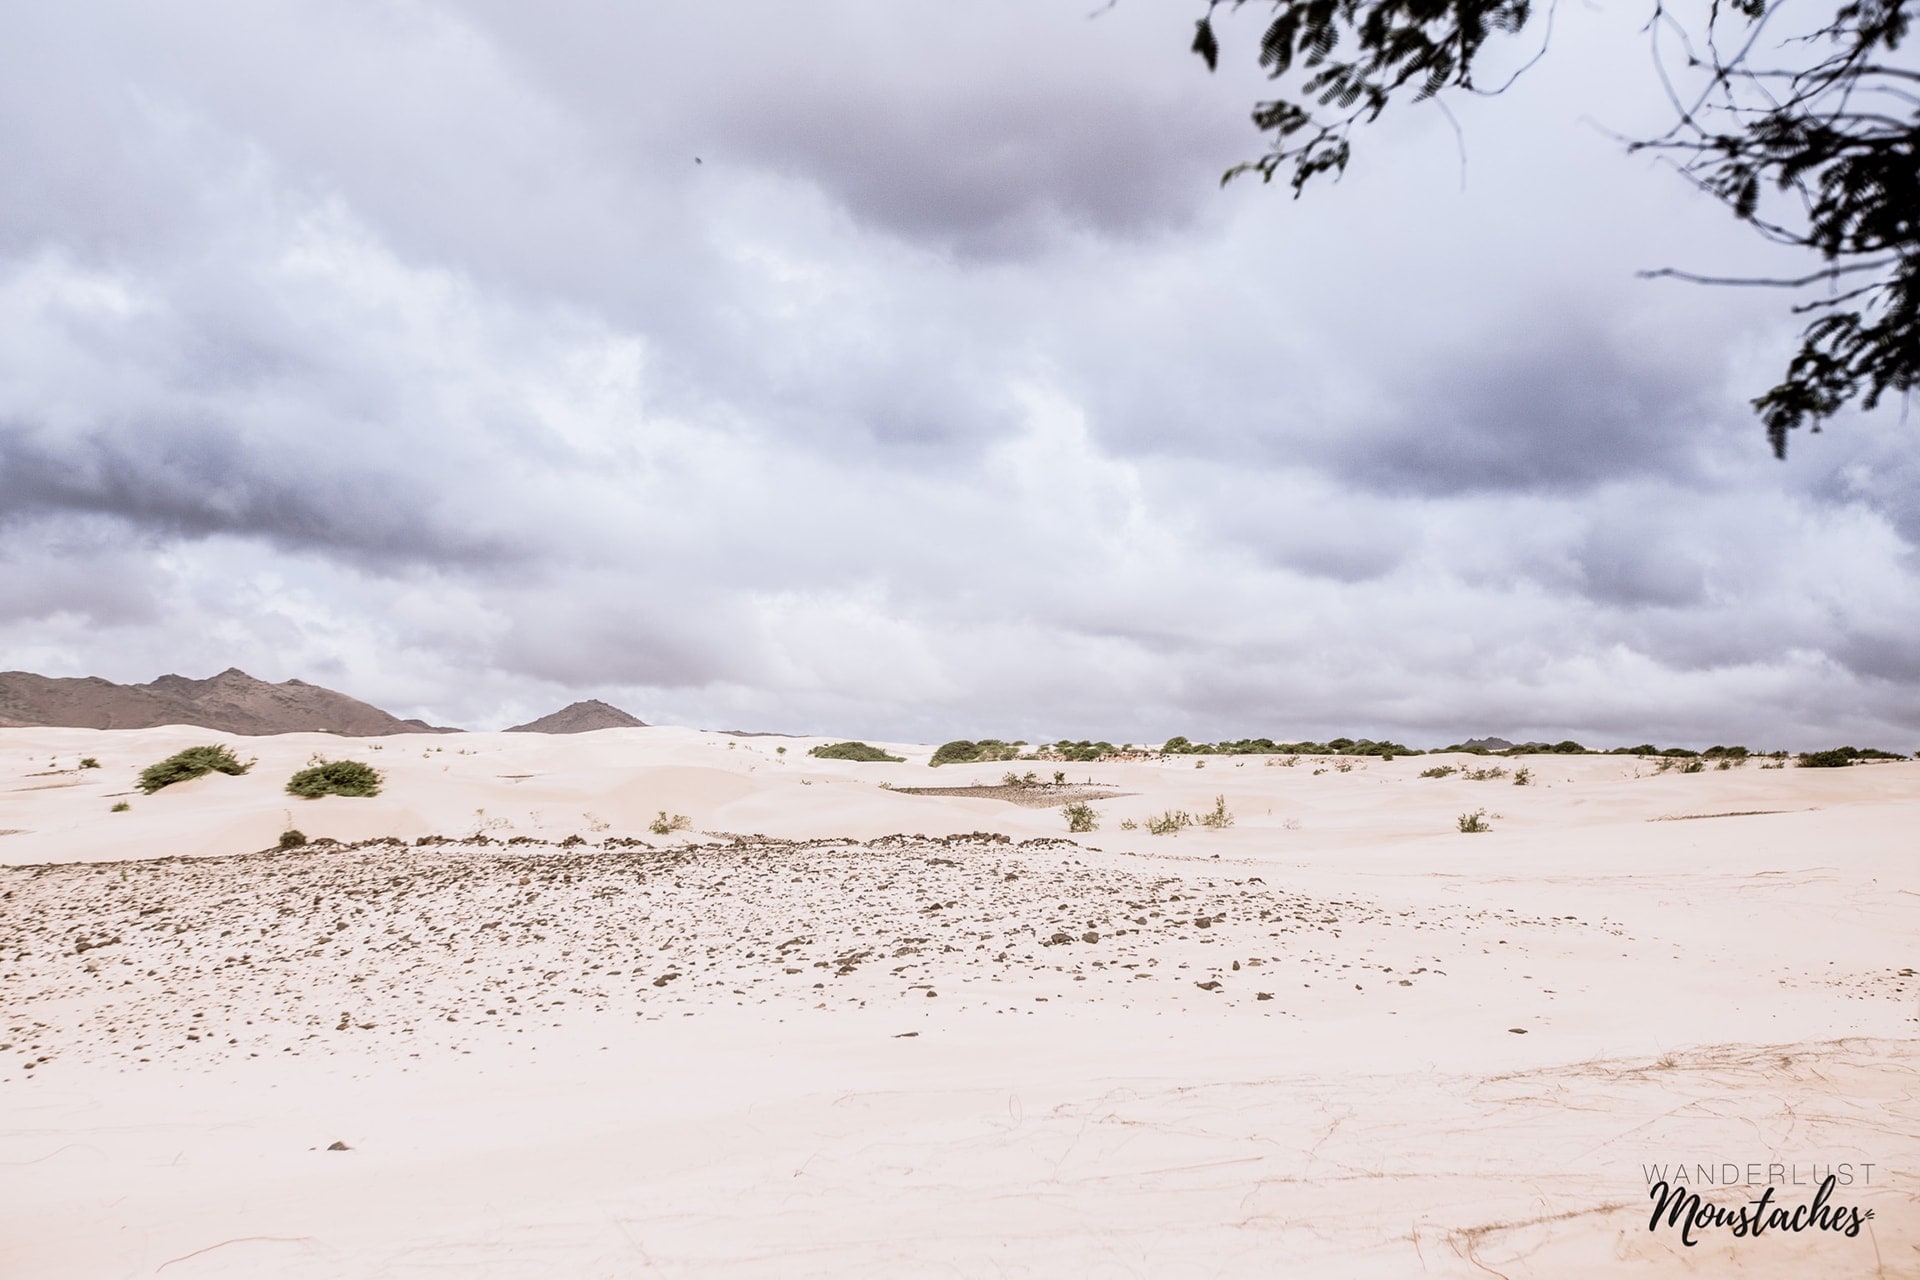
1193, 0, 1918, 455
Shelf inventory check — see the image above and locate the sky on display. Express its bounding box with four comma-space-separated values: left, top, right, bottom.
2, 1, 1915, 748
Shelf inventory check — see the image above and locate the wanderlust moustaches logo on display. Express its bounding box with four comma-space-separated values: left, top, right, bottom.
1642, 1161, 1877, 1246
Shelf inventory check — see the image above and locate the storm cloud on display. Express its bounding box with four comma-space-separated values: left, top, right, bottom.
0, 0, 1912, 747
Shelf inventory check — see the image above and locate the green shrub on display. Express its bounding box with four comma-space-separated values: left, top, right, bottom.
110, 800, 130, 812
1419, 765, 1457, 778
138, 745, 252, 794
929, 739, 1021, 766
1463, 766, 1508, 781
807, 741, 904, 762
1797, 748, 1856, 768
1198, 794, 1234, 828
1512, 767, 1532, 786
1001, 770, 1041, 788
1679, 759, 1706, 773
1041, 740, 1119, 762
278, 829, 307, 850
1146, 809, 1193, 836
1798, 746, 1906, 767
1062, 801, 1098, 833
649, 810, 691, 835
79, 756, 101, 769
285, 759, 383, 798
1458, 809, 1491, 833
1164, 735, 1416, 758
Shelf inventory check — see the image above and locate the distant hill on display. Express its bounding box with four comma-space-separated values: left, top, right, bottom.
0, 668, 462, 736
504, 699, 647, 733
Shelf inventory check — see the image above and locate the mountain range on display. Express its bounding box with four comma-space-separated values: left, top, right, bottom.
0, 668, 460, 736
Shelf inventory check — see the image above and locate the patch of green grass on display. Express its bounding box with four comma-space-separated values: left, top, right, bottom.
79, 756, 101, 769
285, 759, 383, 798
1512, 767, 1532, 786
807, 741, 904, 762
1458, 809, 1491, 833
649, 810, 692, 835
110, 800, 130, 812
1462, 766, 1508, 781
1198, 794, 1234, 828
1419, 765, 1457, 778
138, 745, 252, 794
1062, 801, 1098, 833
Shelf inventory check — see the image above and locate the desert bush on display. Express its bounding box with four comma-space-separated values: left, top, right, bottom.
1038, 739, 1120, 762
1001, 770, 1041, 788
1419, 765, 1457, 778
1062, 801, 1098, 833
110, 801, 130, 812
1679, 759, 1706, 774
278, 829, 307, 850
1053, 771, 1066, 784
1512, 767, 1532, 786
138, 745, 252, 794
929, 739, 1021, 766
79, 756, 100, 769
1463, 766, 1508, 781
1119, 818, 1138, 830
1164, 735, 1415, 759
1199, 794, 1234, 828
1146, 809, 1193, 836
285, 759, 383, 798
1799, 746, 1906, 767
807, 741, 904, 762
649, 810, 692, 835
1457, 809, 1491, 833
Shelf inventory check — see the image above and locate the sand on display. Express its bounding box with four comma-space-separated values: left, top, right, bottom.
2, 727, 1916, 1276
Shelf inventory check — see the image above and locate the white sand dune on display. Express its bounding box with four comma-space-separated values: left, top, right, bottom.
2, 728, 1915, 1276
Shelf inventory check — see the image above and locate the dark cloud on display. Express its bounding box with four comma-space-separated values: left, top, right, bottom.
1333, 314, 1739, 496
0, 421, 506, 565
